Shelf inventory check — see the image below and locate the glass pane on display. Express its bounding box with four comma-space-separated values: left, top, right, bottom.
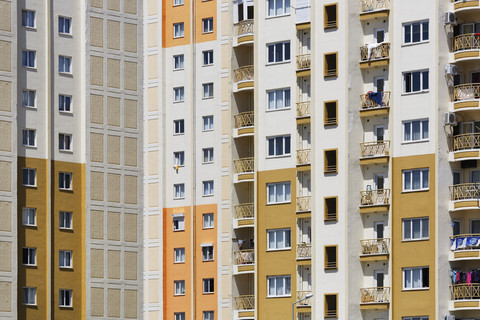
268, 185, 275, 203
276, 184, 284, 202
284, 136, 291, 154
412, 170, 421, 189
268, 138, 275, 156
277, 230, 284, 248
276, 137, 283, 155
422, 21, 429, 40
284, 89, 290, 107
405, 270, 411, 288
404, 25, 411, 43
412, 121, 420, 141
276, 0, 282, 15
422, 120, 429, 139
422, 71, 429, 90
285, 230, 291, 247
412, 23, 421, 42
422, 170, 429, 189
268, 231, 275, 248
285, 182, 291, 201
275, 43, 283, 62
268, 45, 275, 63
284, 42, 290, 61
404, 172, 411, 190
285, 0, 290, 13
268, 92, 275, 109
412, 219, 421, 238
276, 90, 282, 108
412, 72, 421, 92
268, 0, 275, 16
422, 218, 429, 238
404, 73, 412, 93
472, 220, 480, 233
413, 268, 421, 288
404, 122, 411, 141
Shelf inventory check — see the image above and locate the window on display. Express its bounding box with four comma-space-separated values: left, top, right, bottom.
403, 217, 429, 241
23, 168, 36, 187
59, 211, 72, 229
267, 135, 291, 157
267, 182, 291, 204
174, 184, 185, 199
59, 95, 72, 112
267, 88, 290, 110
403, 168, 429, 191
403, 70, 429, 93
324, 149, 338, 173
403, 267, 429, 290
324, 246, 338, 270
59, 289, 72, 307
175, 313, 186, 320
267, 0, 290, 16
403, 20, 429, 44
324, 294, 338, 318
324, 101, 338, 126
23, 287, 36, 305
403, 317, 428, 320
203, 50, 213, 66
202, 18, 214, 33
22, 247, 36, 266
174, 0, 184, 5
203, 148, 214, 163
267, 228, 291, 250
59, 56, 72, 73
174, 22, 184, 38
59, 172, 72, 190
324, 52, 338, 77
22, 208, 36, 226
324, 4, 338, 29
22, 90, 36, 108
203, 311, 214, 320
267, 275, 291, 297
324, 197, 338, 221
203, 116, 214, 131
174, 55, 184, 70
203, 180, 214, 196
174, 280, 185, 295
22, 50, 36, 68
58, 16, 72, 35
203, 278, 214, 294
202, 245, 214, 261
403, 119, 429, 142
173, 215, 185, 231
203, 213, 214, 229
174, 87, 184, 102
59, 134, 72, 151
22, 129, 36, 147
59, 250, 72, 268
174, 151, 185, 167
174, 248, 185, 263
203, 83, 214, 99
22, 10, 35, 28
174, 119, 185, 134
267, 41, 291, 63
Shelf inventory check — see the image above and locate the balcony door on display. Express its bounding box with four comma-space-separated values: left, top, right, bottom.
298, 77, 310, 103
374, 77, 385, 93
374, 270, 385, 288
298, 29, 311, 55
453, 171, 461, 185
300, 218, 311, 244
472, 71, 480, 84
374, 28, 385, 43
374, 174, 385, 191
300, 266, 312, 292
472, 170, 480, 183
471, 220, 480, 234
374, 222, 385, 239
462, 23, 475, 34
374, 125, 385, 142
299, 124, 311, 150
298, 171, 311, 197
453, 220, 461, 236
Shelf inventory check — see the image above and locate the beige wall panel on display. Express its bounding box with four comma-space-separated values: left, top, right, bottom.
147, 0, 158, 15
222, 143, 229, 167
148, 214, 159, 239
90, 17, 103, 48
90, 210, 104, 239
124, 23, 137, 53
0, 2, 11, 32
147, 151, 159, 175
107, 96, 121, 127
221, 175, 230, 201
0, 121, 11, 151
0, 81, 11, 111
0, 41, 11, 72
222, 208, 231, 233
124, 213, 137, 242
90, 249, 104, 278
107, 58, 120, 88
147, 55, 158, 80
107, 0, 120, 11
90, 171, 104, 201
124, 61, 137, 91
107, 135, 121, 165
90, 94, 104, 124
147, 87, 158, 112
107, 288, 121, 318
124, 175, 137, 204
222, 274, 230, 297
0, 201, 11, 232
0, 242, 11, 272
147, 247, 159, 271
90, 287, 104, 316
221, 77, 229, 101
90, 133, 104, 163
0, 161, 11, 192
124, 137, 137, 167
221, 44, 230, 69
124, 0, 137, 14
90, 56, 104, 86
107, 211, 120, 241
147, 183, 159, 207
124, 289, 137, 318
91, 0, 103, 8
221, 11, 230, 37
108, 173, 121, 202
0, 281, 11, 312
147, 119, 159, 144
147, 23, 158, 48
107, 20, 120, 50
222, 109, 229, 135
108, 250, 121, 279
124, 99, 137, 129
221, 240, 231, 266
124, 251, 137, 280
148, 279, 159, 303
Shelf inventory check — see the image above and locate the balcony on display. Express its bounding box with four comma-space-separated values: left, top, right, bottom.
450, 84, 480, 110
296, 196, 311, 213
234, 249, 254, 274
450, 284, 480, 311
297, 243, 312, 260
360, 91, 390, 117
235, 20, 254, 46
453, 34, 480, 61
234, 203, 254, 228
234, 112, 254, 138
234, 66, 254, 91
360, 141, 390, 165
296, 54, 311, 76
360, 238, 390, 262
297, 149, 311, 166
451, 0, 480, 11
360, 287, 390, 309
296, 101, 311, 119
449, 133, 480, 161
360, 189, 390, 213
234, 295, 255, 318
360, 0, 389, 20
450, 234, 480, 260
359, 42, 390, 68
449, 183, 480, 210
234, 157, 254, 183
296, 291, 312, 307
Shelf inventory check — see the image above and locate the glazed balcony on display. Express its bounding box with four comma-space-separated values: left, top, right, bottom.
235, 20, 254, 46
451, 0, 480, 11
234, 203, 254, 228
297, 243, 312, 260
296, 101, 311, 118
450, 234, 480, 260
234, 157, 254, 183
449, 284, 480, 311
233, 111, 254, 138
449, 133, 480, 161
360, 287, 390, 309
234, 65, 254, 91
360, 0, 389, 20
360, 189, 390, 213
296, 54, 311, 75
234, 295, 255, 318
297, 149, 311, 166
360, 140, 390, 165
450, 84, 480, 110
453, 34, 480, 61
296, 196, 311, 213
360, 91, 390, 117
296, 291, 313, 306
359, 42, 390, 68
360, 238, 390, 262
234, 249, 254, 274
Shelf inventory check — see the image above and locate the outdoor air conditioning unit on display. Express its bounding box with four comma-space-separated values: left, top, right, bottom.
445, 64, 458, 75
444, 315, 455, 320
444, 112, 457, 126
444, 12, 456, 25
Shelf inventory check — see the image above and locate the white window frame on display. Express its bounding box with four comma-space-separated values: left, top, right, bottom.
174, 87, 185, 102
22, 287, 37, 306
59, 289, 72, 307
267, 41, 291, 64
203, 50, 213, 66
23, 168, 36, 187
174, 0, 184, 5
403, 168, 429, 192
403, 217, 429, 241
173, 215, 185, 231
59, 94, 72, 112
267, 0, 291, 17
22, 10, 36, 28
174, 119, 185, 135
175, 313, 186, 320
174, 151, 185, 167
267, 135, 291, 157
203, 278, 214, 294
174, 54, 184, 70
403, 20, 429, 45
267, 88, 291, 110
22, 207, 36, 226
174, 248, 185, 263
59, 172, 72, 190
23, 247, 36, 266
174, 280, 185, 296
203, 83, 214, 99
174, 22, 184, 38
403, 267, 429, 290
22, 129, 36, 147
203, 311, 214, 320
402, 317, 428, 320
59, 133, 72, 151
203, 213, 214, 229
267, 275, 291, 297
58, 16, 72, 35
203, 180, 214, 196
267, 228, 291, 250
267, 182, 291, 204
403, 70, 429, 94
202, 245, 214, 261
22, 90, 36, 108
59, 250, 72, 268
59, 55, 72, 74
174, 184, 185, 199
59, 211, 73, 229
203, 148, 214, 164
202, 17, 214, 34
403, 119, 429, 143
203, 115, 214, 131
22, 50, 36, 68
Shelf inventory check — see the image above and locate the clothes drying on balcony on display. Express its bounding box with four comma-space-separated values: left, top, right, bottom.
365, 42, 383, 60
451, 235, 480, 250
451, 269, 480, 284
367, 91, 383, 106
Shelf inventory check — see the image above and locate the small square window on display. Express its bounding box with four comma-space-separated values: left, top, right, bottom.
23, 287, 36, 305
203, 50, 213, 66
174, 151, 185, 168
59, 133, 72, 151
59, 172, 72, 190
59, 56, 72, 74
174, 87, 185, 102
174, 0, 184, 6
59, 289, 72, 307
324, 149, 338, 173
58, 16, 72, 35
23, 168, 36, 187
174, 55, 184, 70
22, 90, 36, 108
59, 95, 72, 112
324, 101, 338, 126
173, 215, 185, 231
22, 208, 36, 226
22, 247, 36, 266
324, 52, 338, 78
203, 148, 214, 164
22, 50, 36, 68
59, 250, 72, 268
203, 311, 214, 320
203, 180, 214, 196
174, 119, 185, 134
22, 10, 35, 28
203, 116, 214, 131
324, 4, 338, 29
174, 184, 185, 199
174, 22, 185, 38
203, 83, 214, 99
174, 280, 185, 295
59, 211, 73, 229
175, 313, 186, 320
203, 213, 214, 229
202, 18, 214, 33
22, 129, 36, 147
324, 197, 338, 221
202, 245, 214, 261
174, 248, 185, 263
203, 278, 214, 294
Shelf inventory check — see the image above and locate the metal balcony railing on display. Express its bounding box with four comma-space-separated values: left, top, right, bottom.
454, 34, 480, 52
360, 141, 390, 158
360, 287, 390, 304
296, 54, 311, 70
449, 183, 480, 201
360, 189, 390, 206
450, 284, 480, 300
297, 243, 312, 259
296, 196, 311, 212
296, 101, 311, 118
234, 65, 254, 83
450, 84, 480, 102
234, 295, 255, 310
236, 20, 254, 37
360, 238, 390, 256
452, 133, 480, 151
450, 234, 480, 251
234, 111, 254, 129
296, 291, 312, 306
234, 249, 254, 265
234, 157, 254, 174
361, 91, 391, 110
297, 149, 311, 165
360, 42, 390, 62
234, 203, 254, 219
361, 0, 389, 12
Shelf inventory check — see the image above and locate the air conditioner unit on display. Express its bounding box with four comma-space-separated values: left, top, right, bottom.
444, 112, 457, 126
445, 64, 458, 75
444, 12, 456, 25
444, 315, 455, 320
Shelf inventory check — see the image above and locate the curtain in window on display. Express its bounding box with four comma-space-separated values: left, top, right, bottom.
276, 277, 283, 295
276, 183, 284, 202
268, 278, 275, 296
404, 270, 412, 288
412, 219, 421, 239
422, 120, 429, 139
422, 170, 429, 189
285, 182, 291, 202
268, 0, 275, 16
413, 268, 421, 288
285, 230, 291, 247
412, 170, 421, 190
268, 92, 275, 109
276, 230, 284, 248
404, 122, 411, 141
404, 171, 411, 190
285, 276, 291, 295
268, 185, 275, 203
276, 0, 283, 15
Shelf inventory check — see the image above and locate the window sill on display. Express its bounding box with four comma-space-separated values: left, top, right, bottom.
174, 294, 186, 296
266, 248, 291, 252
23, 303, 37, 307
23, 26, 37, 31
401, 287, 429, 292
203, 226, 214, 230
401, 41, 429, 48
401, 188, 429, 194
23, 145, 37, 149
59, 266, 73, 270
59, 110, 73, 115
59, 188, 73, 192
266, 13, 291, 20
202, 129, 214, 132
202, 259, 214, 262
266, 201, 291, 206
59, 149, 73, 154
174, 261, 185, 264
266, 154, 291, 159
23, 185, 37, 188
173, 3, 185, 7
402, 238, 430, 243
202, 161, 214, 165
59, 72, 73, 77
174, 197, 185, 200
203, 292, 214, 295
266, 60, 291, 67
23, 106, 37, 110
401, 140, 429, 145
22, 264, 37, 268
401, 90, 429, 96
203, 194, 214, 197
23, 224, 37, 228
59, 32, 73, 38
173, 133, 185, 136
173, 229, 185, 232
202, 31, 214, 34
203, 64, 213, 67
59, 306, 73, 309
173, 100, 184, 104
59, 227, 73, 232
173, 36, 185, 39
266, 107, 291, 113
266, 295, 292, 299
23, 66, 37, 71
202, 96, 214, 100
173, 68, 184, 71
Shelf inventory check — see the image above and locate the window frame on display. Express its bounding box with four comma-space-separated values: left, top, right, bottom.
22, 247, 36, 266
174, 280, 186, 296
267, 275, 291, 297
174, 184, 185, 199
402, 267, 429, 290
202, 83, 214, 99
402, 168, 429, 192
22, 287, 37, 306
402, 119, 429, 143
59, 211, 73, 230
203, 213, 214, 229
203, 115, 214, 131
203, 278, 215, 294
267, 228, 292, 250
59, 94, 72, 112
202, 245, 214, 261
266, 0, 291, 17
267, 41, 291, 64
202, 148, 214, 164
22, 90, 36, 108
22, 10, 36, 29
22, 207, 36, 226
22, 129, 36, 147
173, 215, 185, 231
202, 17, 214, 34
58, 16, 72, 35
173, 22, 185, 38
267, 135, 291, 157
22, 168, 36, 187
22, 50, 36, 69
267, 88, 291, 111
174, 119, 185, 135
174, 87, 185, 102
59, 250, 73, 268
59, 172, 72, 190
59, 55, 72, 74
59, 133, 72, 152
403, 20, 429, 45
59, 289, 73, 307
202, 50, 214, 66
203, 180, 214, 197
403, 217, 429, 241
174, 54, 184, 70
403, 70, 429, 94
174, 248, 185, 263
266, 181, 291, 204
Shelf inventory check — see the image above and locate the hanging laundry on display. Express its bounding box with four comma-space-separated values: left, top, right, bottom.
368, 92, 383, 106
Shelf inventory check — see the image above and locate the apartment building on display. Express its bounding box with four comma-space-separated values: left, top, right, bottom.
0, 0, 143, 319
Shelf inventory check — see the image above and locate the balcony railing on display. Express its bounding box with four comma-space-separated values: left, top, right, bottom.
296, 291, 312, 306
297, 243, 312, 259
297, 149, 311, 165
361, 91, 391, 110
360, 287, 390, 304
360, 238, 390, 256
450, 234, 480, 251
450, 84, 480, 102
450, 183, 480, 201
450, 284, 480, 301
236, 20, 254, 37
234, 249, 254, 265
361, 0, 389, 12
360, 189, 390, 206
235, 203, 254, 219
234, 65, 254, 83
234, 295, 255, 310
452, 133, 480, 151
454, 34, 480, 52
234, 157, 254, 174
296, 196, 311, 212
296, 101, 311, 118
234, 111, 254, 129
360, 42, 390, 62
296, 54, 311, 70
360, 140, 390, 158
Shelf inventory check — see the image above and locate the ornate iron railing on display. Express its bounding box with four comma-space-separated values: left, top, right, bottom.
452, 133, 480, 151
297, 243, 312, 259
361, 0, 389, 12
234, 249, 254, 265
360, 42, 390, 61
360, 140, 390, 158
235, 203, 254, 219
297, 149, 311, 165
361, 91, 391, 109
454, 34, 480, 52
296, 54, 311, 70
234, 65, 254, 83
449, 183, 480, 201
360, 189, 390, 206
450, 84, 480, 102
360, 287, 390, 304
234, 111, 254, 129
234, 295, 255, 310
296, 101, 311, 118
360, 238, 390, 255
450, 284, 480, 300
296, 291, 312, 306
236, 20, 254, 37
234, 157, 254, 174
296, 196, 311, 212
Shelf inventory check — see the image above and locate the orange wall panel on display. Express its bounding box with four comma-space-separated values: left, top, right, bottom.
163, 0, 192, 47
